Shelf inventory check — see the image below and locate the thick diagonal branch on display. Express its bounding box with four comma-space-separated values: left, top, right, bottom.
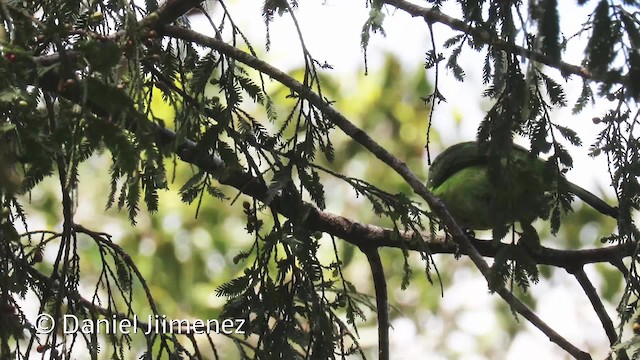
571, 267, 619, 347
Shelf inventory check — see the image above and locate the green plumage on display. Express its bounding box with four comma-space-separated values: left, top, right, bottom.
427, 141, 617, 230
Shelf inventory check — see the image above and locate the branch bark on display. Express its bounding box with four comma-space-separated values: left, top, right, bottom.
362, 247, 389, 360
570, 267, 621, 353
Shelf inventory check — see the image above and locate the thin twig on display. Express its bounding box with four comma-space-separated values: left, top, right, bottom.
362, 246, 389, 360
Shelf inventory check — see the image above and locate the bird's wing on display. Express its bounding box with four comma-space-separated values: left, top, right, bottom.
427, 142, 486, 189
427, 141, 531, 188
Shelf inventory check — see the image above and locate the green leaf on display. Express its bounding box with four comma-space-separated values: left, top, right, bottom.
217, 141, 240, 171
361, 6, 386, 51
236, 72, 265, 105
483, 52, 493, 84
180, 187, 200, 204
206, 184, 227, 200
180, 170, 205, 193
446, 45, 466, 81
621, 12, 640, 48
126, 175, 140, 224
298, 168, 325, 210
115, 257, 131, 291
443, 34, 464, 48
190, 52, 217, 95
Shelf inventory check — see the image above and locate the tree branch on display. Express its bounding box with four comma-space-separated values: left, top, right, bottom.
31, 23, 631, 267
570, 267, 620, 349
361, 246, 389, 360
383, 0, 595, 80
139, 0, 205, 29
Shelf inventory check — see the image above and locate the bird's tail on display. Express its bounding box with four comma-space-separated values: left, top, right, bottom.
568, 182, 618, 219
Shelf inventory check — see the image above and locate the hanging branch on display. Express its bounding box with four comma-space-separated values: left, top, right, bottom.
361, 245, 389, 360
570, 267, 620, 350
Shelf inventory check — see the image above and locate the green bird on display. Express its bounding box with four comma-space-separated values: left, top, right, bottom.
427, 141, 618, 231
